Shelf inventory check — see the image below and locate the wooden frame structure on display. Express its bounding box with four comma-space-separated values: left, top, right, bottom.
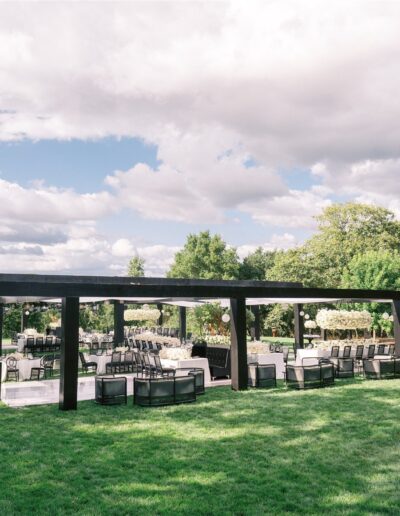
0, 273, 399, 410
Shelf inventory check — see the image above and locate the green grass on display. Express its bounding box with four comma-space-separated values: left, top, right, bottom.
1, 379, 400, 515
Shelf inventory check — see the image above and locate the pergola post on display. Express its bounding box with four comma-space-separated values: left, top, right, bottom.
157, 303, 163, 326
294, 303, 304, 350
250, 305, 260, 341
0, 303, 3, 357
391, 301, 400, 357
230, 297, 248, 390
59, 297, 80, 411
113, 301, 125, 347
179, 306, 186, 342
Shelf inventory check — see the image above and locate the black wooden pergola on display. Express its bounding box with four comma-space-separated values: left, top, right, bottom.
1, 273, 400, 411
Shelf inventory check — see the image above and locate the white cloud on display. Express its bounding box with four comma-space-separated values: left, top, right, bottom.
240, 187, 332, 228
2, 1, 400, 273
237, 233, 298, 260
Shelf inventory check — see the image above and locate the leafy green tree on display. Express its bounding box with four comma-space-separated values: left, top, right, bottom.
239, 247, 276, 280
268, 203, 400, 288
168, 231, 240, 280
340, 249, 400, 334
127, 255, 145, 276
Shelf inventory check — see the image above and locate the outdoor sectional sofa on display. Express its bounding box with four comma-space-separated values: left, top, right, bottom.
133, 375, 197, 406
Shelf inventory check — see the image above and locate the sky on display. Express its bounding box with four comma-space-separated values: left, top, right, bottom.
1, 1, 400, 276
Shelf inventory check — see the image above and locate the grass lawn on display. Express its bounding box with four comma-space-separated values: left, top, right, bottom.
1, 379, 400, 515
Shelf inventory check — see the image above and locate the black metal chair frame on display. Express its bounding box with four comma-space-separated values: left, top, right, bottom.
133, 375, 196, 407
79, 352, 98, 374
175, 367, 205, 394
248, 363, 277, 389
6, 357, 19, 382
363, 358, 400, 380
95, 375, 127, 405
286, 363, 335, 390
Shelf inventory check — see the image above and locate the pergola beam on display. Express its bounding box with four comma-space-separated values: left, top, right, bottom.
0, 274, 399, 301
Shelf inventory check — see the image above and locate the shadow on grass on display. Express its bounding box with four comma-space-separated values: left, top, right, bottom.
0, 379, 400, 514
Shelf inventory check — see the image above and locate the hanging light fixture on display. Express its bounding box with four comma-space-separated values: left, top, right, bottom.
222, 313, 230, 323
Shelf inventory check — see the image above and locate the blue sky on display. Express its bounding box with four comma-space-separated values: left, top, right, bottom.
0, 2, 399, 275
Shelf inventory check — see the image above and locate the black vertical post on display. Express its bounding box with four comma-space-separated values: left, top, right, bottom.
113, 301, 125, 347
230, 298, 248, 391
294, 304, 304, 351
157, 303, 163, 326
392, 301, 400, 357
59, 297, 80, 411
0, 304, 3, 357
179, 306, 186, 342
250, 305, 260, 341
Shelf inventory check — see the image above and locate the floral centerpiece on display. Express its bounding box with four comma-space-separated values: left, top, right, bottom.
159, 347, 191, 360
204, 335, 230, 347
124, 308, 161, 321
304, 320, 317, 330
316, 309, 372, 330
247, 341, 270, 354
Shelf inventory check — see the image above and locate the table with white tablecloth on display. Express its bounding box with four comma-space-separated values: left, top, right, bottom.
1, 358, 42, 381
87, 354, 112, 374
161, 357, 211, 385
248, 353, 286, 379
17, 336, 55, 352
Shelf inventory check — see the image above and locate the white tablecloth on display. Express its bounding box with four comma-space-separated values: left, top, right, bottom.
1, 358, 42, 381
88, 354, 112, 374
161, 357, 211, 385
248, 353, 286, 379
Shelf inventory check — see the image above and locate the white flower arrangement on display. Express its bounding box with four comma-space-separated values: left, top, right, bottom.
304, 320, 317, 330
204, 335, 230, 346
24, 328, 38, 336
159, 347, 191, 360
316, 309, 372, 330
247, 341, 270, 354
124, 308, 161, 322
139, 332, 181, 347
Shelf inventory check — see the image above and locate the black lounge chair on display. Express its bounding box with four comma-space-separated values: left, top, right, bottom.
95, 376, 127, 405
330, 357, 354, 378
248, 363, 276, 388
286, 362, 334, 390
363, 358, 400, 380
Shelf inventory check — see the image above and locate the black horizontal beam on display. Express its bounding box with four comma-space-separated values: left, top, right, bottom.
0, 273, 399, 301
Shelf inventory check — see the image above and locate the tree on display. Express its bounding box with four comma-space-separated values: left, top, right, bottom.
239, 247, 276, 280
267, 203, 400, 288
127, 255, 145, 276
167, 231, 240, 279
341, 250, 400, 334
